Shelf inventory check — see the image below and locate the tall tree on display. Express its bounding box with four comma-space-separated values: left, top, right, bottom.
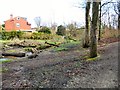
117, 1, 120, 30
111, 14, 117, 29
67, 22, 77, 37
113, 1, 120, 30
83, 1, 91, 48
98, 1, 101, 41
56, 25, 66, 36
98, 0, 113, 40
90, 1, 99, 58
34, 17, 41, 30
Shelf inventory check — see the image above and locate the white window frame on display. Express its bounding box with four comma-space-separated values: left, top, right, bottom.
16, 23, 20, 27
17, 17, 20, 20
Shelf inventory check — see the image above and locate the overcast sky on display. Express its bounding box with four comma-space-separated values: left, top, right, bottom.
0, 0, 85, 27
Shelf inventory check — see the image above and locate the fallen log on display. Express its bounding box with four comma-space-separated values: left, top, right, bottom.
45, 41, 59, 47
27, 54, 38, 59
2, 52, 25, 57
8, 44, 36, 48
36, 45, 51, 50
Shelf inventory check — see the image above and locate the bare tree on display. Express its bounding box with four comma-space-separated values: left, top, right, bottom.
98, 0, 114, 40
51, 23, 57, 30
90, 1, 99, 58
34, 17, 41, 29
51, 22, 57, 34
118, 1, 120, 30
83, 1, 91, 48
107, 7, 112, 29
111, 14, 117, 29
67, 22, 77, 37
98, 1, 101, 41
113, 1, 120, 30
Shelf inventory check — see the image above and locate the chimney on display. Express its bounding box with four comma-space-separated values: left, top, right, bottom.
10, 14, 13, 19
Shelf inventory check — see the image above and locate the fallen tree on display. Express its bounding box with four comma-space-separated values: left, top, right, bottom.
8, 43, 36, 48
2, 52, 25, 57
36, 45, 51, 50
45, 41, 60, 47
27, 53, 38, 59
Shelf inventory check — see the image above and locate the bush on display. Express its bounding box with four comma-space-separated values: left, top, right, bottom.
38, 26, 51, 34
0, 30, 24, 40
56, 25, 66, 36
9, 31, 17, 39
22, 32, 32, 39
102, 29, 119, 38
16, 30, 24, 39
32, 32, 53, 40
0, 30, 6, 40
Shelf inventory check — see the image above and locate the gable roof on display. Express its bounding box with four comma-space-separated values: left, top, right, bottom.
4, 16, 28, 22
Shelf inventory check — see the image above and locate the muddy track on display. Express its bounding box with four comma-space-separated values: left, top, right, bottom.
2, 41, 119, 88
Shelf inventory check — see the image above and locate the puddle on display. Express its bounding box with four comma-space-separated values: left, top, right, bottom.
0, 52, 33, 62
0, 58, 10, 62
26, 52, 33, 56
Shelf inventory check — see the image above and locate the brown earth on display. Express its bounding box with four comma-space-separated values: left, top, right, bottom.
2, 37, 119, 88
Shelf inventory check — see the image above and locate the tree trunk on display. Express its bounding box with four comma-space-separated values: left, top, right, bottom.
118, 15, 120, 30
83, 2, 91, 48
107, 8, 112, 30
90, 2, 99, 58
117, 1, 120, 30
2, 52, 25, 57
98, 2, 101, 41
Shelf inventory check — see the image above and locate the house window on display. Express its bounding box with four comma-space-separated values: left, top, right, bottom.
17, 17, 20, 20
16, 23, 20, 27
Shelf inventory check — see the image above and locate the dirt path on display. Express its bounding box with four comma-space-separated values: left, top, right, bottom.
2, 41, 119, 88
65, 42, 118, 88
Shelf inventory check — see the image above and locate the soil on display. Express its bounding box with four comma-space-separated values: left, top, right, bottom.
2, 37, 119, 88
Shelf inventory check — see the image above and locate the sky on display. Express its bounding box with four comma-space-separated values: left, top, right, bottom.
0, 0, 85, 28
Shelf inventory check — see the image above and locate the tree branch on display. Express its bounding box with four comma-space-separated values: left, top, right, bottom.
113, 2, 119, 15
101, 9, 108, 17
101, 1, 115, 8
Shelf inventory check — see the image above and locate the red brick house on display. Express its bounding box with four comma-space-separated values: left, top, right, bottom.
5, 14, 31, 31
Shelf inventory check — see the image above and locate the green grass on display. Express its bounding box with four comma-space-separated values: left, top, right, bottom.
60, 40, 80, 48
24, 47, 33, 52
86, 54, 100, 61
32, 40, 47, 43
0, 59, 12, 63
0, 40, 11, 43
7, 49, 16, 53
54, 47, 68, 52
53, 40, 81, 52
0, 68, 8, 73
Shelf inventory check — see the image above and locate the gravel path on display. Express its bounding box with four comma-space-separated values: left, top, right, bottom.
2, 41, 119, 88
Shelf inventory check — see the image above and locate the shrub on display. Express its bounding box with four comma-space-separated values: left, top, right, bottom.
102, 29, 119, 38
22, 32, 32, 39
0, 30, 7, 40
38, 26, 51, 34
56, 25, 66, 36
16, 30, 24, 39
32, 32, 53, 40
0, 30, 24, 40
9, 31, 17, 39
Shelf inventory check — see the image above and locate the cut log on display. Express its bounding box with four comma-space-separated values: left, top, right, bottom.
27, 54, 38, 59
36, 45, 51, 50
2, 52, 25, 57
45, 41, 59, 47
8, 44, 36, 48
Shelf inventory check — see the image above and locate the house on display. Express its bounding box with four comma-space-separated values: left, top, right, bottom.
5, 14, 31, 31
